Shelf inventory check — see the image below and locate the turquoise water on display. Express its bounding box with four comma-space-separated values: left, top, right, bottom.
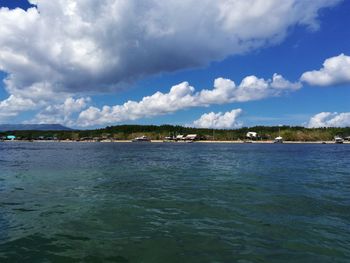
0, 142, 349, 262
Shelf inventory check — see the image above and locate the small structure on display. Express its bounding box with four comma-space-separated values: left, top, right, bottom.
274, 136, 283, 143
334, 136, 344, 144
80, 137, 94, 142
175, 135, 185, 141
274, 125, 283, 143
185, 134, 198, 141
163, 136, 175, 142
246, 132, 258, 140
6, 135, 16, 141
132, 135, 151, 142
344, 136, 350, 141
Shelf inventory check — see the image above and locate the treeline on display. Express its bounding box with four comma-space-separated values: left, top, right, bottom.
1, 125, 350, 141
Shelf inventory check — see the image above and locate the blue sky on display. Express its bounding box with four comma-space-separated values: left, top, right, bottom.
0, 0, 349, 128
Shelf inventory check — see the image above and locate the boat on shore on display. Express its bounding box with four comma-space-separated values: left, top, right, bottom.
274, 136, 283, 143
274, 125, 283, 143
132, 136, 151, 142
334, 136, 344, 144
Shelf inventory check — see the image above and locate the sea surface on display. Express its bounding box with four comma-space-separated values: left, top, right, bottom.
0, 142, 349, 262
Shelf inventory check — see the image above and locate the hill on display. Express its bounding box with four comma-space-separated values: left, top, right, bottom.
0, 124, 72, 131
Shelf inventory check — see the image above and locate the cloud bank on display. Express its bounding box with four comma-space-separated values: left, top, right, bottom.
0, 0, 344, 125
307, 112, 350, 128
77, 74, 300, 126
0, 95, 36, 119
0, 0, 341, 119
301, 54, 350, 86
29, 97, 90, 126
192, 109, 243, 129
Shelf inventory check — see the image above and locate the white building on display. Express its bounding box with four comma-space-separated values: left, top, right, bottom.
176, 135, 185, 140
246, 132, 258, 139
185, 134, 198, 141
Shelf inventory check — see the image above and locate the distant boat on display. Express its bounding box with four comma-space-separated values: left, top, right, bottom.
274, 136, 283, 143
334, 136, 344, 144
132, 136, 151, 142
163, 140, 175, 143
274, 125, 283, 143
163, 136, 175, 142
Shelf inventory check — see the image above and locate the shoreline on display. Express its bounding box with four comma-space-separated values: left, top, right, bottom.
1, 140, 349, 144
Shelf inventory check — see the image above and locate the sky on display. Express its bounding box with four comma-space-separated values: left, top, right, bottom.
0, 0, 349, 129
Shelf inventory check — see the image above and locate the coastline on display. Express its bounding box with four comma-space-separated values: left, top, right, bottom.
1, 140, 349, 144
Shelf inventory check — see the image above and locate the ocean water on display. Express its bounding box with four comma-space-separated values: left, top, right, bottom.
0, 142, 349, 262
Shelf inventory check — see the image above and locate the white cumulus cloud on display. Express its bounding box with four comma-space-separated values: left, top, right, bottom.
307, 112, 350, 128
77, 73, 300, 127
0, 0, 341, 123
0, 95, 36, 120
301, 54, 350, 86
192, 109, 243, 129
29, 97, 90, 126
0, 0, 340, 96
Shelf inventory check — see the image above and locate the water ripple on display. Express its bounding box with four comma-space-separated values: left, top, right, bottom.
0, 142, 349, 262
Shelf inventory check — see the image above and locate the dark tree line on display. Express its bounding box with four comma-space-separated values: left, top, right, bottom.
1, 125, 350, 141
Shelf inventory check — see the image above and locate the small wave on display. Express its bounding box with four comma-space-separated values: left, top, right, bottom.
55, 234, 91, 242
12, 208, 37, 212
0, 202, 24, 206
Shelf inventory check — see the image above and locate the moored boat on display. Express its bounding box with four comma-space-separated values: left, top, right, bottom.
334, 136, 344, 144
274, 125, 283, 143
274, 136, 283, 143
132, 136, 151, 142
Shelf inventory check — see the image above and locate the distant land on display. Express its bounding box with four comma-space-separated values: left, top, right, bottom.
0, 124, 350, 141
0, 124, 72, 131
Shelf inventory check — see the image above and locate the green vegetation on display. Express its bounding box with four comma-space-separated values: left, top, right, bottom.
1, 125, 350, 141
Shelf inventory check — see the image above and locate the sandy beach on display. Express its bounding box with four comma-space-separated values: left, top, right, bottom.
2, 140, 349, 144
